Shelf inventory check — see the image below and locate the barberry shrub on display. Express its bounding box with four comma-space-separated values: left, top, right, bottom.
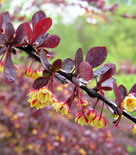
0, 8, 136, 136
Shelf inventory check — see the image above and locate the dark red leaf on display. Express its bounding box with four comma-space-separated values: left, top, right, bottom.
85, 47, 107, 68
75, 48, 83, 74
99, 68, 112, 83
0, 34, 7, 44
33, 77, 48, 89
0, 13, 3, 30
0, 46, 6, 56
118, 85, 127, 100
113, 81, 122, 105
32, 18, 52, 43
104, 62, 116, 75
40, 49, 50, 70
32, 10, 46, 30
129, 83, 136, 94
2, 12, 11, 29
4, 52, 16, 81
52, 59, 62, 72
93, 65, 110, 78
5, 23, 14, 42
101, 86, 112, 91
62, 58, 74, 73
23, 22, 33, 43
102, 78, 115, 89
42, 35, 60, 48
13, 23, 25, 44
79, 61, 92, 81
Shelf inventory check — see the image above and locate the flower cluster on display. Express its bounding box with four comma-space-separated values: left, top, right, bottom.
75, 109, 106, 128
122, 93, 136, 112
25, 68, 42, 80
28, 87, 70, 115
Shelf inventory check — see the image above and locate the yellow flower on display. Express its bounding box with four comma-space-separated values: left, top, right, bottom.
122, 94, 136, 112
75, 114, 88, 126
87, 110, 97, 122
25, 68, 33, 77
27, 87, 54, 110
32, 70, 42, 80
91, 116, 106, 128
132, 124, 136, 135
0, 0, 4, 4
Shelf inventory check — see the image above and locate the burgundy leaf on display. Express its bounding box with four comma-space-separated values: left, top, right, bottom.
40, 49, 50, 70
32, 10, 46, 30
32, 18, 52, 43
52, 59, 62, 72
75, 48, 83, 73
104, 62, 116, 75
129, 83, 136, 94
79, 61, 92, 81
13, 23, 25, 44
62, 58, 74, 73
102, 78, 115, 89
5, 23, 15, 42
0, 34, 7, 44
23, 22, 33, 43
33, 77, 48, 89
93, 65, 110, 78
113, 81, 122, 105
4, 52, 16, 81
85, 47, 107, 68
0, 13, 3, 30
0, 46, 6, 56
101, 86, 112, 91
99, 68, 112, 83
2, 12, 11, 29
42, 35, 60, 48
118, 85, 127, 100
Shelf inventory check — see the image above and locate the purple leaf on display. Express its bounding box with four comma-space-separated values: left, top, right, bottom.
118, 85, 127, 100
5, 23, 15, 42
40, 49, 50, 70
129, 83, 136, 94
113, 81, 122, 105
93, 66, 110, 78
33, 77, 49, 89
42, 35, 60, 48
51, 59, 62, 72
13, 23, 26, 44
85, 47, 107, 68
0, 46, 6, 56
102, 78, 115, 89
4, 52, 16, 81
62, 58, 74, 73
99, 68, 112, 83
23, 22, 33, 43
104, 62, 116, 75
2, 12, 11, 29
32, 10, 46, 30
79, 61, 92, 81
0, 34, 7, 44
0, 13, 3, 30
32, 18, 52, 43
75, 48, 83, 73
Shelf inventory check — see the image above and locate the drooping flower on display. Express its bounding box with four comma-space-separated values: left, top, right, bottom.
122, 94, 136, 112
25, 68, 33, 77
75, 113, 88, 126
91, 116, 106, 129
32, 70, 42, 80
87, 110, 97, 122
27, 87, 54, 110
52, 101, 69, 116
0, 61, 4, 74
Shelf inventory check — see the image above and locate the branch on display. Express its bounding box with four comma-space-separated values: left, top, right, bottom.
19, 46, 136, 124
